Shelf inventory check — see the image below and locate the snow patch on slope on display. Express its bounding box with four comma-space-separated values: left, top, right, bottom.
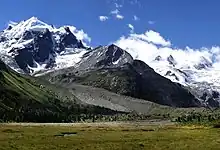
2, 17, 54, 39
55, 49, 87, 70
0, 17, 91, 74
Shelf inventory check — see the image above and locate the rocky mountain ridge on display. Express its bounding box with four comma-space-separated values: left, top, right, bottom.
44, 44, 201, 107
0, 17, 88, 74
0, 17, 219, 107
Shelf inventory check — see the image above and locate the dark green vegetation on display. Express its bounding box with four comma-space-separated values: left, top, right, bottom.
175, 111, 220, 126
0, 60, 121, 123
1, 123, 220, 150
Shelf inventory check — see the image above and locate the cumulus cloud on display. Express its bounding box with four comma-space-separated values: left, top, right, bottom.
8, 21, 18, 27
65, 26, 91, 46
99, 16, 109, 21
128, 24, 134, 33
114, 30, 220, 70
130, 30, 171, 47
116, 14, 124, 19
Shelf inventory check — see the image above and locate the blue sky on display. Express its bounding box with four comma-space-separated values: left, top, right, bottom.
0, 0, 220, 48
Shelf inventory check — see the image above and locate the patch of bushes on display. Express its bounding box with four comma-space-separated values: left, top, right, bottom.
175, 112, 220, 126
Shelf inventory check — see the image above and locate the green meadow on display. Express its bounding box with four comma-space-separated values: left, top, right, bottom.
1, 122, 220, 150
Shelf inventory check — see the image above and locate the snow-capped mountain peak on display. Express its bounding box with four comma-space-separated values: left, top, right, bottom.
194, 56, 212, 70
2, 17, 54, 40
0, 17, 89, 74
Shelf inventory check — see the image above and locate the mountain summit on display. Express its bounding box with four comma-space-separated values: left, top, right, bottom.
0, 17, 88, 74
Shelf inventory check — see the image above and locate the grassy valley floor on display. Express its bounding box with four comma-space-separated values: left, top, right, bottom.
1, 122, 220, 150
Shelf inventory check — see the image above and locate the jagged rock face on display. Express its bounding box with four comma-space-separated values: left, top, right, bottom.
75, 44, 133, 72
212, 91, 219, 98
14, 48, 35, 72
46, 58, 201, 108
167, 55, 177, 66
8, 29, 54, 72
60, 27, 77, 47
22, 31, 33, 40
200, 91, 220, 108
130, 60, 200, 107
0, 59, 8, 71
7, 26, 13, 31
188, 82, 220, 107
155, 55, 162, 61
0, 17, 87, 73
34, 29, 54, 62
205, 91, 220, 107
58, 27, 85, 52
165, 71, 179, 81
207, 98, 219, 107
0, 36, 7, 43
194, 56, 212, 70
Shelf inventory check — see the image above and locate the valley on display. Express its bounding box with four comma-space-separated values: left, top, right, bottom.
1, 17, 220, 123
0, 17, 220, 150
0, 0, 220, 149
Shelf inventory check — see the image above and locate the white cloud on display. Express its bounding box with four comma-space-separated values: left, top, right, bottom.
111, 9, 120, 15
128, 24, 134, 33
114, 30, 220, 71
148, 21, 155, 25
8, 21, 18, 27
115, 3, 123, 8
99, 16, 109, 22
133, 15, 140, 21
110, 9, 124, 20
130, 30, 171, 47
116, 14, 124, 19
65, 26, 91, 46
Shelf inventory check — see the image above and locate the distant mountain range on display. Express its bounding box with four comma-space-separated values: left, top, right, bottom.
0, 17, 219, 108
